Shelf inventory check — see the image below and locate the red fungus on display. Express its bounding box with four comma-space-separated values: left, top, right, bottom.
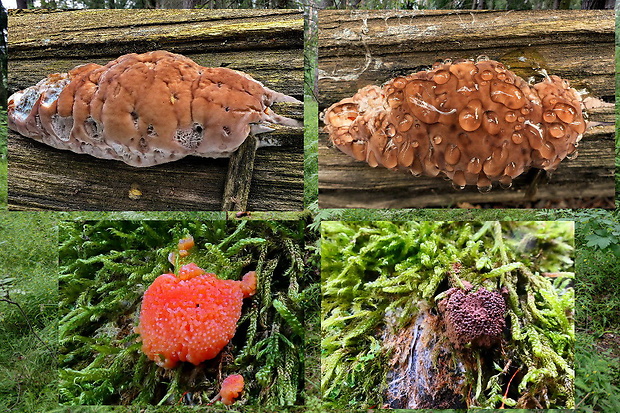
219, 374, 245, 405
8, 51, 301, 167
323, 58, 585, 191
178, 235, 194, 257
137, 263, 256, 368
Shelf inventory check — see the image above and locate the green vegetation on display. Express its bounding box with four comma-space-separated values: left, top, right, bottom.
574, 210, 620, 412
0, 213, 58, 412
58, 220, 319, 407
0, 110, 6, 210
322, 221, 574, 409
313, 207, 578, 223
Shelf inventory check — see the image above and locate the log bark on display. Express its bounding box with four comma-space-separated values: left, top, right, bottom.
7, 9, 304, 211
318, 10, 615, 208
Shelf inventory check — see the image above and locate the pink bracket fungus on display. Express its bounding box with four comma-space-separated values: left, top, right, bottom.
8, 50, 301, 167
438, 286, 507, 349
137, 263, 256, 369
323, 58, 586, 191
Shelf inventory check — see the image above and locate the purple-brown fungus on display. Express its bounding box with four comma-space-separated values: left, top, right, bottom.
323, 58, 586, 191
8, 51, 301, 167
439, 286, 507, 348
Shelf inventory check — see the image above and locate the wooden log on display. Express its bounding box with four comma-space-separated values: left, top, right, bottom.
7, 9, 304, 211
318, 10, 615, 208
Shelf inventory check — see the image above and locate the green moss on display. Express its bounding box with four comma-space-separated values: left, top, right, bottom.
321, 221, 574, 409
58, 220, 318, 407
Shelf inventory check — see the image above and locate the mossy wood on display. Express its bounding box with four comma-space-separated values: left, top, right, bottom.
318, 10, 615, 208
7, 9, 303, 211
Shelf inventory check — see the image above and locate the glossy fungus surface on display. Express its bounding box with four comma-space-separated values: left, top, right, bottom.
219, 374, 245, 405
439, 286, 507, 348
323, 58, 585, 191
137, 263, 256, 368
8, 50, 301, 167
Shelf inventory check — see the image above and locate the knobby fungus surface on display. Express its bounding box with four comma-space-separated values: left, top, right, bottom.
439, 286, 507, 349
137, 263, 257, 369
323, 58, 586, 191
8, 50, 301, 167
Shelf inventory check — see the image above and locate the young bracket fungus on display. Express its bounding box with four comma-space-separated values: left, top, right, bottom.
438, 286, 507, 349
137, 263, 257, 368
323, 58, 586, 191
8, 50, 301, 167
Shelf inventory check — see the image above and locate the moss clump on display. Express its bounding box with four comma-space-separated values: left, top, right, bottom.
59, 220, 318, 407
321, 221, 574, 409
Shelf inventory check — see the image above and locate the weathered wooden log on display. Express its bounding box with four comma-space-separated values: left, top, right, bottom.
318, 10, 615, 208
7, 9, 303, 211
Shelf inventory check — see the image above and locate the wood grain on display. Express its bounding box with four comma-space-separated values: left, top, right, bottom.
318, 10, 615, 208
7, 9, 304, 211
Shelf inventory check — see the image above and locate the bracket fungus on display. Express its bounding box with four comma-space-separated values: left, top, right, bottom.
8, 50, 301, 167
137, 263, 256, 369
323, 58, 586, 191
438, 286, 507, 349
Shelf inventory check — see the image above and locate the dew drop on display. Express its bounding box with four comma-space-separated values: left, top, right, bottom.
386, 124, 396, 137
494, 62, 507, 73
398, 114, 414, 132
553, 102, 577, 123
490, 81, 526, 109
504, 162, 519, 177
483, 111, 501, 135
481, 70, 494, 81
549, 123, 565, 138
511, 132, 524, 144
458, 99, 483, 132
505, 111, 517, 122
433, 70, 451, 85
411, 140, 420, 148
467, 157, 482, 174
497, 73, 507, 81
543, 111, 556, 123
476, 55, 490, 62
499, 175, 513, 189
433, 136, 443, 145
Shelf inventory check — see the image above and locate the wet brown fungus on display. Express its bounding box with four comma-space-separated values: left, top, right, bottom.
323, 58, 585, 191
8, 50, 301, 167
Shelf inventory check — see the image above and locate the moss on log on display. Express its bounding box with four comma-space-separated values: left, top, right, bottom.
7, 9, 303, 211
318, 10, 615, 208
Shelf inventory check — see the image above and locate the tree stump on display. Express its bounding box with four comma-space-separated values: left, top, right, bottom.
7, 9, 303, 211
318, 10, 615, 208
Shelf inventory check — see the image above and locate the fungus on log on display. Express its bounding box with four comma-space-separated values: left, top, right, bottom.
8, 50, 301, 167
137, 263, 257, 369
323, 58, 585, 192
